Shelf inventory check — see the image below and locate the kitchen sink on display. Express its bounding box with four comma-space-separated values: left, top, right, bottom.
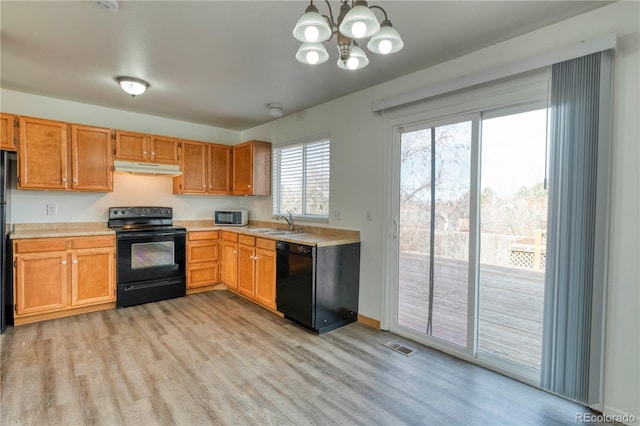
248, 228, 303, 236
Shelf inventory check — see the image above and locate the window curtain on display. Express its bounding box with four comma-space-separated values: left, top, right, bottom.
541, 51, 612, 405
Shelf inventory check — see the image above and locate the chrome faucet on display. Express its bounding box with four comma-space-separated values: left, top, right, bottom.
275, 211, 295, 231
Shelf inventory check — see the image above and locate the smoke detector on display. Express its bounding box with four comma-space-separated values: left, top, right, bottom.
96, 0, 119, 12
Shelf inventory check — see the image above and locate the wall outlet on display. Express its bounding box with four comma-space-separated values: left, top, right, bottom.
332, 209, 342, 220
46, 203, 57, 215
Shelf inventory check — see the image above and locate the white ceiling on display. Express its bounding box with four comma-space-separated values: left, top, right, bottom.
1, 1, 610, 131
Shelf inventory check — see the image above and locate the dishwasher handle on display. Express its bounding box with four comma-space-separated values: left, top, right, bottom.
276, 241, 314, 257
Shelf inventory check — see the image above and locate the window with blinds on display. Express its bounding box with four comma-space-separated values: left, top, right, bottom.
272, 136, 330, 220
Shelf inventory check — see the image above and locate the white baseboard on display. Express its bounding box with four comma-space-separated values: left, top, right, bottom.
601, 406, 639, 426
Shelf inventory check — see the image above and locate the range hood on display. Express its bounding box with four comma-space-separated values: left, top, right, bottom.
113, 160, 182, 177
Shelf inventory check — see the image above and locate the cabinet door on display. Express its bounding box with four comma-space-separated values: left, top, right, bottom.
187, 240, 219, 264
18, 117, 68, 189
220, 241, 238, 290
237, 245, 255, 298
14, 252, 68, 316
232, 142, 253, 195
232, 140, 271, 196
115, 130, 148, 161
188, 264, 220, 289
0, 113, 17, 151
150, 135, 179, 165
71, 248, 115, 306
174, 140, 207, 194
207, 144, 231, 194
71, 125, 113, 192
254, 246, 276, 309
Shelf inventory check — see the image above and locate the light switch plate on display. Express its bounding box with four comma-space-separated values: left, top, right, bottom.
46, 204, 57, 215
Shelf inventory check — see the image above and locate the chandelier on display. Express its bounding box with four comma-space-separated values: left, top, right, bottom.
292, 0, 404, 71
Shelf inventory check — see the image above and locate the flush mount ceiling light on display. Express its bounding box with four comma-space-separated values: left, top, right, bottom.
95, 0, 119, 12
268, 104, 284, 118
292, 0, 404, 71
116, 77, 149, 97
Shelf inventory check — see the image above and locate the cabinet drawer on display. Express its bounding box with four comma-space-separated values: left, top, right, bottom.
14, 238, 67, 254
187, 241, 219, 263
256, 238, 276, 250
188, 231, 219, 241
221, 231, 238, 242
238, 234, 255, 246
70, 236, 115, 250
188, 264, 220, 288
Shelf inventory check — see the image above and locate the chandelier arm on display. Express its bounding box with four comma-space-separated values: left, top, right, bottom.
324, 0, 335, 27
368, 5, 388, 21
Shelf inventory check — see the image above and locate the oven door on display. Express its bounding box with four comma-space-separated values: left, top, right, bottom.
116, 230, 186, 284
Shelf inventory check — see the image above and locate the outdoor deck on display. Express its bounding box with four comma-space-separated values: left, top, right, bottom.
398, 252, 545, 370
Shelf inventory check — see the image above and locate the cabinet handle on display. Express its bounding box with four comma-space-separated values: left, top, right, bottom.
143, 151, 148, 155
61, 260, 67, 265
61, 177, 67, 183
72, 178, 78, 183
72, 260, 78, 264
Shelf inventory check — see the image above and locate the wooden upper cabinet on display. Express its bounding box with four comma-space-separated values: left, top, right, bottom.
115, 130, 147, 162
149, 135, 179, 165
115, 131, 179, 164
18, 117, 68, 190
232, 140, 271, 196
71, 124, 113, 192
174, 139, 207, 194
207, 144, 231, 194
0, 113, 18, 151
174, 140, 232, 195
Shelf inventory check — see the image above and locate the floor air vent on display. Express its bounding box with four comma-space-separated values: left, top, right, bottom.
383, 341, 416, 356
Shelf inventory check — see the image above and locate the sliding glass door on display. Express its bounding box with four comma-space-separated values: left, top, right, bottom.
392, 105, 549, 381
477, 108, 548, 377
396, 117, 472, 348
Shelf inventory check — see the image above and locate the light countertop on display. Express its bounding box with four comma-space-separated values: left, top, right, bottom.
176, 220, 360, 247
10, 220, 360, 247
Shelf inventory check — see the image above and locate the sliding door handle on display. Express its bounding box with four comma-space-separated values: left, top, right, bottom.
392, 218, 399, 239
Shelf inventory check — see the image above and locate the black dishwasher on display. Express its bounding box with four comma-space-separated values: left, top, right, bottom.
276, 241, 360, 334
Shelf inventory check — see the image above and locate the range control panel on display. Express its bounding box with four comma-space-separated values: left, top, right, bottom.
108, 206, 173, 219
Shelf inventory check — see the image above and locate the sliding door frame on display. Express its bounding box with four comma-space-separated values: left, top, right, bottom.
382, 93, 552, 387
387, 111, 480, 362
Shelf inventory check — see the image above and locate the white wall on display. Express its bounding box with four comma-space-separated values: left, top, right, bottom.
1, 89, 248, 223
1, 2, 637, 421
240, 2, 639, 422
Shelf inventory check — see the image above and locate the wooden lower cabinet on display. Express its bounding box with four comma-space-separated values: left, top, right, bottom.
254, 243, 276, 309
13, 236, 116, 325
186, 231, 220, 293
14, 251, 68, 316
220, 232, 238, 290
236, 235, 276, 310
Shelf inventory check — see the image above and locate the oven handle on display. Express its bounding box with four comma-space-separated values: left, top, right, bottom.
117, 231, 185, 239
121, 280, 179, 291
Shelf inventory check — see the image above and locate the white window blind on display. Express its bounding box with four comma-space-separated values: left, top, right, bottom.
273, 136, 330, 219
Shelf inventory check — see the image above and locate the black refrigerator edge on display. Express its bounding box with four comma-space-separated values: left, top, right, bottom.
1, 150, 12, 332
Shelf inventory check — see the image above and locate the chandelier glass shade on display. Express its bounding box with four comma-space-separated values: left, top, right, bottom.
296, 42, 330, 65
292, 0, 403, 71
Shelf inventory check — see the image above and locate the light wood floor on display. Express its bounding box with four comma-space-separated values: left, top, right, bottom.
1, 290, 603, 425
